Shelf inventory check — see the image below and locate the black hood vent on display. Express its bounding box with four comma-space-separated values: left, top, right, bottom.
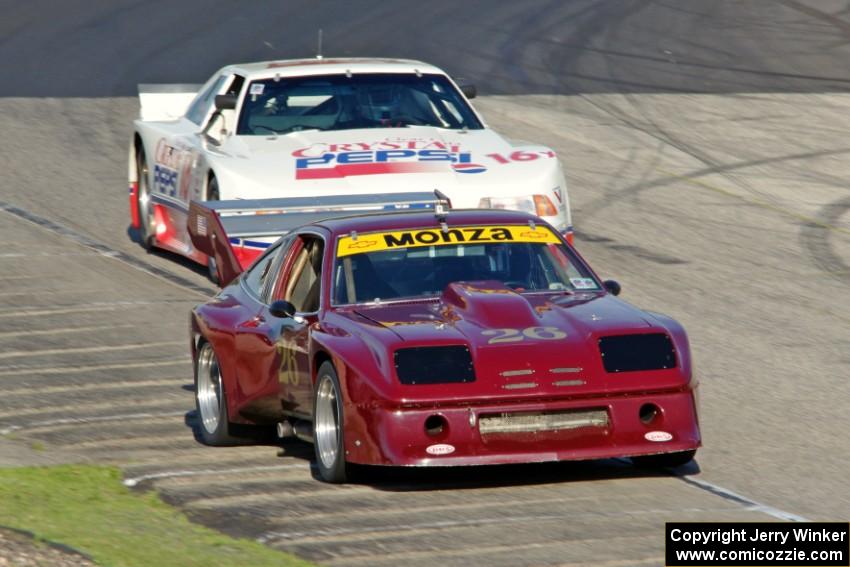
394, 346, 475, 385
598, 334, 676, 373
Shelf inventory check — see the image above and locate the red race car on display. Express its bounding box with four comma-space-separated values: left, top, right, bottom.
188, 192, 700, 483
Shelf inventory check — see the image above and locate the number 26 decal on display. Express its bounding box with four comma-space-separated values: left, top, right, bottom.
276, 345, 299, 385
482, 326, 567, 344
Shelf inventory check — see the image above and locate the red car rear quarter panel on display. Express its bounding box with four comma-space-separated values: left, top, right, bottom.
193, 287, 262, 424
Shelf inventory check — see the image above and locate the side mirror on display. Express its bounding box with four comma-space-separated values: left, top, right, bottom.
214, 94, 237, 110
460, 84, 477, 99
269, 300, 296, 319
603, 280, 621, 296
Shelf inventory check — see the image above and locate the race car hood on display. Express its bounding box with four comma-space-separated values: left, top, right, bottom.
213, 126, 566, 210
331, 281, 692, 403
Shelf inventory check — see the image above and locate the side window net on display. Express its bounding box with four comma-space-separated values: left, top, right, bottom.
185, 75, 227, 125
242, 250, 276, 297
285, 239, 324, 312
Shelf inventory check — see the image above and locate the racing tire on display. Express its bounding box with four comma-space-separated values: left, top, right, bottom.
313, 362, 349, 483
632, 450, 696, 469
205, 176, 220, 285
194, 340, 243, 446
135, 148, 156, 250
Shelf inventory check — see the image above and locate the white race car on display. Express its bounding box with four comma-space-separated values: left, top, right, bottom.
128, 57, 572, 269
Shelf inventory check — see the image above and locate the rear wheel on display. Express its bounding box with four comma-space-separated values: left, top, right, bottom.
632, 450, 696, 469
194, 341, 242, 446
313, 362, 348, 483
135, 148, 156, 249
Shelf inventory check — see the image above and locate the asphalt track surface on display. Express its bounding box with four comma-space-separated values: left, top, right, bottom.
1, 1, 849, 565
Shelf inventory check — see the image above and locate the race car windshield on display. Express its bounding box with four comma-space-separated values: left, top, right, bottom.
332, 227, 601, 305
237, 73, 483, 135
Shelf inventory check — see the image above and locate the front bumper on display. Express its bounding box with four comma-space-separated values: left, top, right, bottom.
344, 389, 700, 466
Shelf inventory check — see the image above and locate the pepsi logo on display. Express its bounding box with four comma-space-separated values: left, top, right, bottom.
452, 163, 487, 174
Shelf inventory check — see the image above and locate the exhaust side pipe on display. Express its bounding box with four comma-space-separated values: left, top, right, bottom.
276, 420, 313, 443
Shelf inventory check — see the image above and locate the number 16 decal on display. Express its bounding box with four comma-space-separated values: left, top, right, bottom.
482, 326, 567, 344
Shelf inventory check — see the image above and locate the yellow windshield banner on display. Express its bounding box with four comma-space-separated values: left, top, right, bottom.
336, 225, 561, 257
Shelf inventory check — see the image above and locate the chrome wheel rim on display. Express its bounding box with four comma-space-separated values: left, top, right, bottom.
137, 155, 156, 238
196, 343, 222, 434
315, 375, 340, 469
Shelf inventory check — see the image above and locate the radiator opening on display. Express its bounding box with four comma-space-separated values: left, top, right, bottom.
479, 408, 608, 435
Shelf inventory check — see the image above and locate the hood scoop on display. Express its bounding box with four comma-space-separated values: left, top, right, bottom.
441, 281, 541, 329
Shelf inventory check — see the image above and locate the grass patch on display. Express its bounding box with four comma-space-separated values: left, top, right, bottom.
0, 465, 313, 567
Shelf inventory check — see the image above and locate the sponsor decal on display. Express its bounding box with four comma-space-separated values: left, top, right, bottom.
485, 150, 557, 164
292, 139, 556, 180
452, 162, 487, 174
336, 225, 561, 257
295, 146, 466, 179
155, 139, 186, 170
153, 164, 178, 197
645, 431, 673, 442
553, 187, 563, 204
154, 139, 193, 200
346, 238, 379, 250
569, 277, 598, 290
425, 443, 455, 456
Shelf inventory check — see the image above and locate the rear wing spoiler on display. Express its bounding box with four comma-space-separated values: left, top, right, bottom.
188, 191, 450, 286
138, 84, 203, 121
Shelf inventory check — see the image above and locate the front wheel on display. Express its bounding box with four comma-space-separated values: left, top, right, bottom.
632, 450, 696, 469
313, 362, 348, 483
136, 148, 156, 249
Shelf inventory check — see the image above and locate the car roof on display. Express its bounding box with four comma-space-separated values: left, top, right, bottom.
313, 208, 547, 237
222, 58, 447, 81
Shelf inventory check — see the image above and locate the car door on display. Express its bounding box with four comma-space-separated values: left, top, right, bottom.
231, 236, 293, 422
268, 231, 327, 418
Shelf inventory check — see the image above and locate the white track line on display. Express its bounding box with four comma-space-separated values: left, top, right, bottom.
0, 275, 41, 282
257, 506, 738, 544
0, 397, 187, 419
0, 287, 106, 297
0, 411, 186, 435
330, 535, 654, 566
0, 203, 214, 298
0, 358, 186, 377
0, 305, 126, 318
0, 251, 98, 258
0, 323, 137, 339
3, 377, 184, 397
0, 341, 178, 359
123, 463, 309, 487
677, 475, 809, 522
0, 299, 195, 319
